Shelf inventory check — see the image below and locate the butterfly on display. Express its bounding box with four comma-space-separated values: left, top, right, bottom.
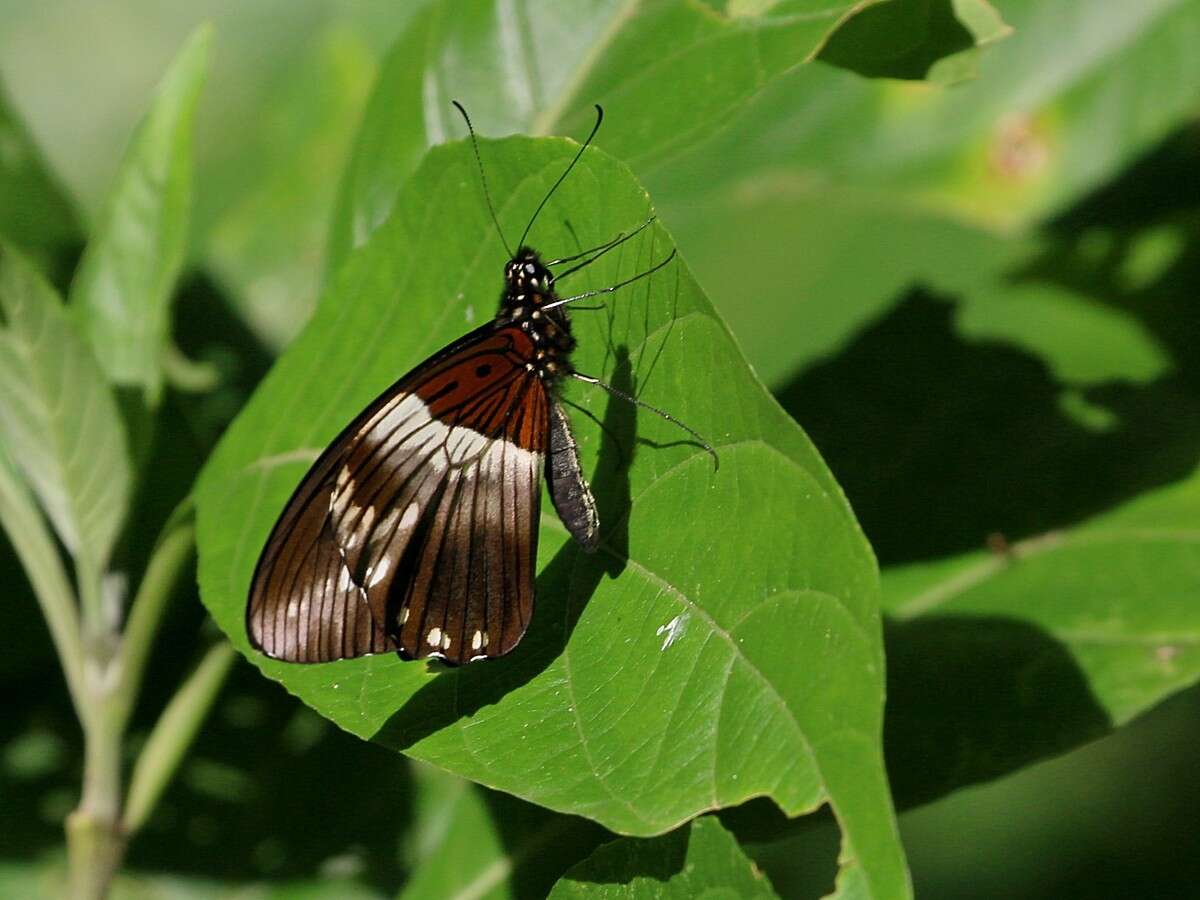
247, 104, 712, 666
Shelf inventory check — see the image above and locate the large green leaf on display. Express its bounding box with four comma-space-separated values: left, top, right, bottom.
548, 816, 778, 898
882, 462, 1200, 806
0, 77, 78, 271
197, 138, 907, 897
0, 242, 130, 567
325, 0, 1009, 280
69, 25, 209, 408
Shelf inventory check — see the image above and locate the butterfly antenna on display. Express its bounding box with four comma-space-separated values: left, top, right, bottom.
452, 100, 513, 258
570, 372, 718, 469
518, 105, 604, 251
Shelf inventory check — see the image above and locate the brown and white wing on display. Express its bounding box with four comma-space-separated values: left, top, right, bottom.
247, 324, 549, 665
393, 381, 548, 663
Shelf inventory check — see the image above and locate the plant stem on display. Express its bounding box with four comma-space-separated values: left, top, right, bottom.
68, 553, 127, 900
65, 518, 198, 900
124, 642, 237, 835
67, 711, 126, 900
113, 522, 197, 730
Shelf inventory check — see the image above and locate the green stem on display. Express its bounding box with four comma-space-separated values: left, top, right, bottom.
124, 642, 236, 835
112, 522, 196, 731
69, 556, 126, 900
65, 518, 197, 900
65, 805, 125, 900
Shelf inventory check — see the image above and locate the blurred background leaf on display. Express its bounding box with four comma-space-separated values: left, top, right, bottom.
195, 138, 906, 897
883, 459, 1200, 806
0, 243, 130, 567
0, 79, 79, 281
655, 0, 1200, 386
817, 0, 1011, 86
548, 816, 779, 898
398, 763, 607, 900
0, 2, 424, 353
69, 25, 209, 412
326, 0, 1010, 292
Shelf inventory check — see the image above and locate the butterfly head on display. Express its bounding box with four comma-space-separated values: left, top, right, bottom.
505, 248, 554, 296
498, 247, 575, 378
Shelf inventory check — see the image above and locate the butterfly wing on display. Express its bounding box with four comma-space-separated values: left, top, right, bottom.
248, 323, 549, 665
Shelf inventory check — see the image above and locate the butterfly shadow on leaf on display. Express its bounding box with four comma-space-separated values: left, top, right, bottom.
373, 347, 637, 750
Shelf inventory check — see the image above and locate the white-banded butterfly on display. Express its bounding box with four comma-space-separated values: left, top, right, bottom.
247, 105, 713, 666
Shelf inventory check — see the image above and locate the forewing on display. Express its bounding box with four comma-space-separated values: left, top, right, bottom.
247, 448, 396, 662
247, 323, 546, 664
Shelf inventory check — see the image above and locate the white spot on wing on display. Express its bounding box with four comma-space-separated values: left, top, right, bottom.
366, 556, 391, 587
427, 626, 442, 647
399, 607, 410, 624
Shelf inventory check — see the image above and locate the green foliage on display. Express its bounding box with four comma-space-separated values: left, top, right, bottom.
70, 25, 210, 410
883, 462, 1200, 806
644, 0, 1200, 821
4, 1, 1200, 898
325, 0, 1005, 280
658, 0, 1200, 386
0, 83, 78, 271
0, 244, 130, 567
398, 763, 607, 900
195, 137, 905, 896
548, 816, 778, 898
817, 0, 1011, 85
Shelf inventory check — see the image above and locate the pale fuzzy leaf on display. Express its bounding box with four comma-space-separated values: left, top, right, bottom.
70, 25, 210, 406
0, 242, 130, 565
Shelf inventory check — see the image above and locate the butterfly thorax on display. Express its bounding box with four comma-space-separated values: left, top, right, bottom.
496, 247, 574, 383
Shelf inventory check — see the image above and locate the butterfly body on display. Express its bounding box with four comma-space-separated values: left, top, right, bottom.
248, 247, 598, 666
